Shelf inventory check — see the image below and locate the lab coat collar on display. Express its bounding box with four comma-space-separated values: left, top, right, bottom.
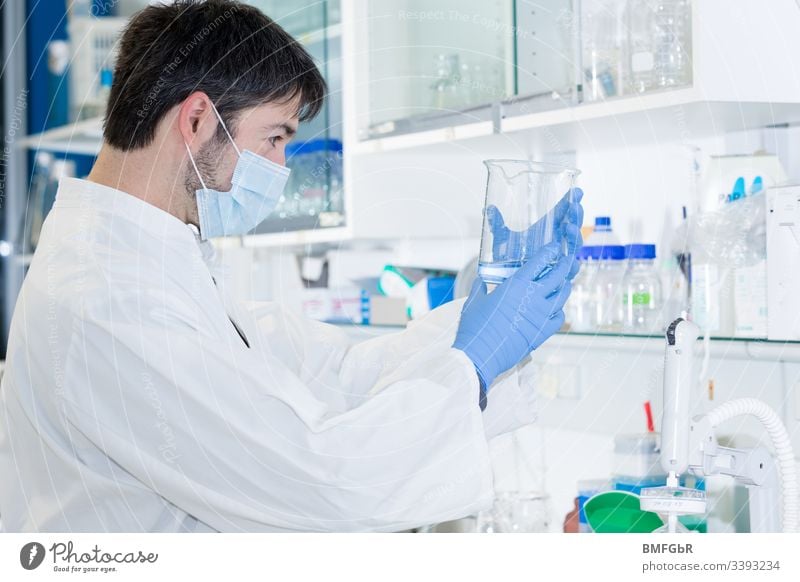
53, 177, 201, 247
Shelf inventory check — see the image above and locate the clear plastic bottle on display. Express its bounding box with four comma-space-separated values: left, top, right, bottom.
594, 245, 627, 332
585, 216, 622, 247
622, 244, 663, 333
653, 0, 692, 88
566, 247, 600, 332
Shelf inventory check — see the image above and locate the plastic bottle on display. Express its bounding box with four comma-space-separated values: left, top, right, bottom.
576, 479, 610, 533
566, 247, 600, 332
281, 139, 344, 219
612, 433, 666, 493
593, 245, 626, 332
661, 254, 689, 324
622, 244, 663, 333
585, 216, 622, 247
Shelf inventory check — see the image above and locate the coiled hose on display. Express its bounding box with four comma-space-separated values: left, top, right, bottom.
706, 398, 799, 533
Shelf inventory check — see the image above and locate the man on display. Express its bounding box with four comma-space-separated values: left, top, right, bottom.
0, 0, 582, 532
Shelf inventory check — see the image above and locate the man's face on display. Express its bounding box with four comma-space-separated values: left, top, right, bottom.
183, 99, 299, 222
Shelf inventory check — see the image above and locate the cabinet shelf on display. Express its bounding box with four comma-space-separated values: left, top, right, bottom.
352, 118, 494, 154
551, 331, 800, 363
18, 116, 104, 156
502, 90, 800, 150
353, 88, 800, 154
242, 226, 351, 247
25, 92, 800, 159
306, 324, 800, 364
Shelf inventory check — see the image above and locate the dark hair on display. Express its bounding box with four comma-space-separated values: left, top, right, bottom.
103, 0, 326, 150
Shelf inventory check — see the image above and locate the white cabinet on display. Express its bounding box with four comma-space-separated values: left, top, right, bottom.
324, 0, 800, 247
19, 1, 800, 248
351, 0, 800, 152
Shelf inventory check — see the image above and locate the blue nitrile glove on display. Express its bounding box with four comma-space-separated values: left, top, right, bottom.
454, 221, 582, 394
487, 188, 584, 280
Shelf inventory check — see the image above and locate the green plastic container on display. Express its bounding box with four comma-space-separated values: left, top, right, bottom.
583, 490, 664, 533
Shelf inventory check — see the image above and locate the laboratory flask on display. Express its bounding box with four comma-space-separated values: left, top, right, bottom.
478, 160, 580, 284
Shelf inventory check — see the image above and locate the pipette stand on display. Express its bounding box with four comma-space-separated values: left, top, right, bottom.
642, 416, 781, 532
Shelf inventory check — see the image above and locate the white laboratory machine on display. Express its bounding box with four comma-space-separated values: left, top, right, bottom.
767, 184, 800, 341
641, 318, 799, 533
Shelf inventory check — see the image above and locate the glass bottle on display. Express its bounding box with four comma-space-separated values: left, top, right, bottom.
431, 54, 461, 111
625, 0, 657, 93
594, 245, 626, 332
653, 0, 692, 88
566, 247, 600, 333
622, 244, 663, 333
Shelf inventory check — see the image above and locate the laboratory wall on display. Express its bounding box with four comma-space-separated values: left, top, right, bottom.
511, 337, 800, 532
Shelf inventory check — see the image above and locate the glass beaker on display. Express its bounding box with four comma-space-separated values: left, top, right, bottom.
475, 492, 551, 533
478, 160, 581, 285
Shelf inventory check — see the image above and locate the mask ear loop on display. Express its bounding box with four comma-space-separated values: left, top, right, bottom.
207, 101, 247, 246
209, 101, 241, 156
183, 141, 213, 240
183, 99, 238, 189
184, 142, 208, 191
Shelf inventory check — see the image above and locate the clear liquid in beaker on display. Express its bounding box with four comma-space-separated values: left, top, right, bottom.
477, 260, 523, 285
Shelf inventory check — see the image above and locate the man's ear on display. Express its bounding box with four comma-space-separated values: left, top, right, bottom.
178, 92, 218, 150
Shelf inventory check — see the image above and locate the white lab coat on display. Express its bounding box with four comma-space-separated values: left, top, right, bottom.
0, 178, 537, 532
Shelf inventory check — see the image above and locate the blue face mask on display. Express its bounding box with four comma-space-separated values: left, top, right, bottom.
185, 102, 291, 240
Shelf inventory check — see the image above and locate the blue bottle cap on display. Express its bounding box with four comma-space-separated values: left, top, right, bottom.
625, 244, 657, 260
581, 246, 600, 260
583, 245, 625, 260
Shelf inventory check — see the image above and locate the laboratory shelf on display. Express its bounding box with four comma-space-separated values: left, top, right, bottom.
502, 91, 800, 151
551, 331, 800, 363
352, 89, 800, 154
311, 326, 800, 362
352, 118, 494, 155
17, 116, 104, 156
242, 226, 351, 248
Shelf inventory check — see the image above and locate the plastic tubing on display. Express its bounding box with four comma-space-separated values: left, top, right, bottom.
706, 398, 799, 533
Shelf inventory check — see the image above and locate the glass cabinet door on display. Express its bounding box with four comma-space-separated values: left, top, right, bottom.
514, 0, 577, 103
580, 0, 692, 103
356, 0, 692, 139
358, 0, 516, 139
247, 0, 345, 234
